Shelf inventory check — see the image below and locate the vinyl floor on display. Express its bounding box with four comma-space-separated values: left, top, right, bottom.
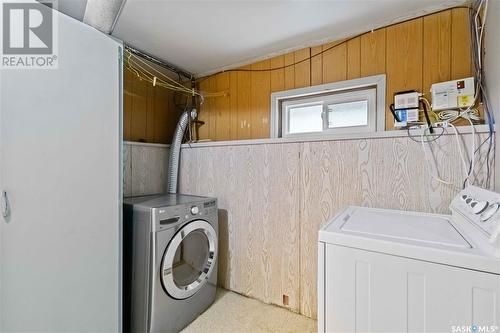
181, 289, 317, 333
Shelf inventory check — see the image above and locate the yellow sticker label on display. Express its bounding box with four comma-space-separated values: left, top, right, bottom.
458, 95, 474, 107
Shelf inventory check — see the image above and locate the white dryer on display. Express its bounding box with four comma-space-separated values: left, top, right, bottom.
318, 186, 500, 333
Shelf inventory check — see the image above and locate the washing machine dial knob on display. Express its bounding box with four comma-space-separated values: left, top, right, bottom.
190, 206, 199, 215
481, 203, 500, 222
471, 201, 489, 215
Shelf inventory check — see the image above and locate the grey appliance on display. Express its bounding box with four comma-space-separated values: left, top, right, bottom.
123, 194, 218, 333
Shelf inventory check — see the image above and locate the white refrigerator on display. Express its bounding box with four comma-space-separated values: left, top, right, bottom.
0, 3, 122, 332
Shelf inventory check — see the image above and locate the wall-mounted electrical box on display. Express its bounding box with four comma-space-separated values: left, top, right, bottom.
393, 91, 419, 127
431, 77, 475, 111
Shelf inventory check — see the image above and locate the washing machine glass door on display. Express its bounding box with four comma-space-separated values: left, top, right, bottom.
161, 220, 217, 299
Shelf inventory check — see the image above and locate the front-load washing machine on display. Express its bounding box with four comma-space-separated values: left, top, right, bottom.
123, 194, 218, 333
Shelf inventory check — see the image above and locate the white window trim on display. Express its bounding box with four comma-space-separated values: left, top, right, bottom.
270, 74, 386, 139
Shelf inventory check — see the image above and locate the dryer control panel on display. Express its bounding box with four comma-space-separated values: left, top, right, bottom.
450, 185, 500, 247
154, 198, 218, 232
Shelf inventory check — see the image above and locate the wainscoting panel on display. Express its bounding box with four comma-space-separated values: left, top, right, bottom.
178, 143, 302, 311
125, 132, 493, 319
299, 133, 492, 318
123, 143, 169, 197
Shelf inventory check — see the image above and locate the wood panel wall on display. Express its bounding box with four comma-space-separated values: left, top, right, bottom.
177, 132, 493, 319
196, 7, 473, 141
123, 69, 183, 144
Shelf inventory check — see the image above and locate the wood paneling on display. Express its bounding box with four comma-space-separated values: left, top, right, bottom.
208, 77, 217, 140
178, 143, 301, 312
229, 72, 239, 140
386, 18, 424, 130
311, 46, 323, 86
197, 78, 211, 140
347, 37, 361, 80
360, 29, 386, 77
270, 55, 285, 93
123, 143, 170, 197
215, 73, 230, 141
251, 60, 271, 138
423, 11, 452, 99
451, 8, 473, 80
237, 65, 252, 140
124, 68, 182, 144
284, 53, 295, 90
322, 42, 347, 83
172, 132, 494, 319
294, 48, 311, 88
194, 8, 474, 142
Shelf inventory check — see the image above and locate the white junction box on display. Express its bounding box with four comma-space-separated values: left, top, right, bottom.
431, 77, 475, 110
393, 91, 419, 127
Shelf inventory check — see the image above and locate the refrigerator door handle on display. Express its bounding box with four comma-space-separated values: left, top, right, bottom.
2, 191, 10, 220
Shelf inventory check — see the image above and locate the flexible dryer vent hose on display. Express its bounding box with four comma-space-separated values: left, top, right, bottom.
167, 110, 190, 194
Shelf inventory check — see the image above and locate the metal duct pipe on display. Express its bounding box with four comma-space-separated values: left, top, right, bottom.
167, 110, 190, 194
83, 0, 126, 34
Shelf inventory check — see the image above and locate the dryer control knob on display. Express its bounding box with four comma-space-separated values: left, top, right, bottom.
190, 206, 199, 215
472, 201, 489, 215
481, 203, 500, 222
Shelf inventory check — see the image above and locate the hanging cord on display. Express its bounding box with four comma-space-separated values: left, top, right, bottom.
418, 0, 493, 189
420, 124, 470, 190
125, 49, 201, 96
419, 98, 433, 134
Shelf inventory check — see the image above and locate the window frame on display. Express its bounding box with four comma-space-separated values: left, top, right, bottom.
282, 88, 377, 137
270, 74, 386, 139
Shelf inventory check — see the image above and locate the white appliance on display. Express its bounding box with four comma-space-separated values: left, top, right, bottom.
318, 186, 500, 333
0, 3, 122, 332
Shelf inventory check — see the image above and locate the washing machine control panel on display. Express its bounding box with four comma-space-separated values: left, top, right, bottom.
190, 205, 200, 215
451, 185, 500, 245
154, 199, 218, 231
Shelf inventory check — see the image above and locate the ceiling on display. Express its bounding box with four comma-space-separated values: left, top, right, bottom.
57, 0, 468, 77
111, 0, 467, 77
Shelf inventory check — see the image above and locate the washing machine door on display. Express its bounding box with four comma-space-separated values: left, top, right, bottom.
161, 219, 217, 299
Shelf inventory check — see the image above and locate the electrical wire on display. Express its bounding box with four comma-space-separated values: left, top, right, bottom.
467, 0, 494, 188
407, 125, 445, 143
420, 126, 463, 189
125, 51, 200, 96
435, 108, 481, 122
420, 99, 433, 133
419, 0, 494, 190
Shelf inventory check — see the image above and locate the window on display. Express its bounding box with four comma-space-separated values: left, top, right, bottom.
270, 75, 386, 139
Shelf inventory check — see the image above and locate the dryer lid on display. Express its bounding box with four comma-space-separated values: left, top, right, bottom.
338, 207, 471, 248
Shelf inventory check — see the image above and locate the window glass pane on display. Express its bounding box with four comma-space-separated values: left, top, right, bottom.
327, 100, 368, 128
288, 104, 323, 134
172, 230, 209, 288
